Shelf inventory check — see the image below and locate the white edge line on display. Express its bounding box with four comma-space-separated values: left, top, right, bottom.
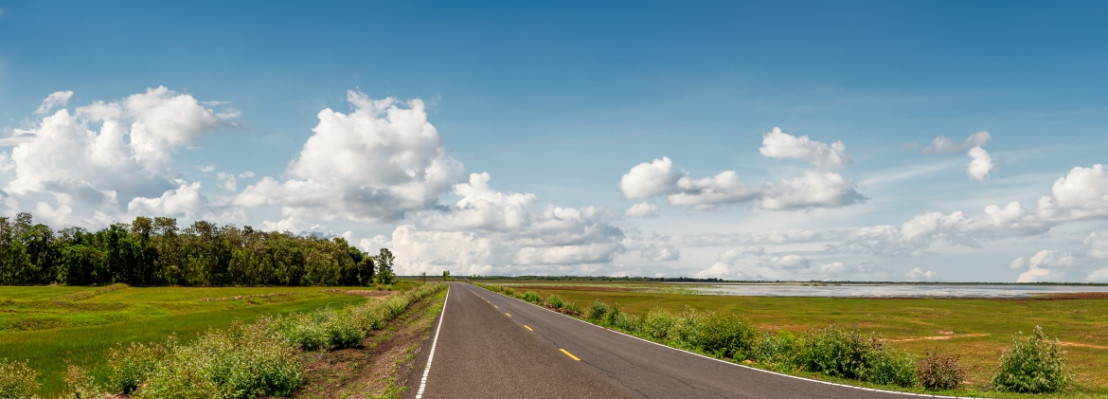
473, 284, 987, 399
415, 285, 450, 399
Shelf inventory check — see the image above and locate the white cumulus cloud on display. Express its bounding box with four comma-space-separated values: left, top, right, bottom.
907, 267, 935, 280
238, 91, 463, 223
668, 171, 759, 209
759, 127, 851, 168
2, 87, 235, 227
1087, 268, 1108, 283
418, 172, 535, 232
966, 146, 994, 181
391, 174, 626, 275
1015, 249, 1074, 283
1085, 229, 1108, 258
619, 157, 682, 199
760, 170, 865, 210
625, 202, 660, 218
620, 156, 863, 211
639, 245, 680, 262
830, 164, 1108, 257
1038, 164, 1108, 219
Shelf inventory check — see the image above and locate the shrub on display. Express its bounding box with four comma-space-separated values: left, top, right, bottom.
381, 295, 409, 319
602, 304, 624, 327
753, 331, 800, 367
689, 312, 757, 361
607, 306, 641, 333
138, 323, 302, 399
641, 308, 679, 341
63, 365, 108, 399
351, 307, 384, 331
587, 301, 610, 323
521, 291, 542, 304
277, 313, 328, 351
992, 326, 1071, 393
136, 365, 224, 399
795, 326, 915, 386
107, 341, 167, 394
0, 359, 39, 399
546, 294, 564, 309
324, 309, 365, 349
797, 326, 873, 379
861, 351, 917, 387
670, 310, 703, 347
916, 351, 965, 390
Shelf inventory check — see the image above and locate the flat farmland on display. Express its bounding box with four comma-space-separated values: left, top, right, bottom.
493, 281, 1108, 396
0, 284, 380, 397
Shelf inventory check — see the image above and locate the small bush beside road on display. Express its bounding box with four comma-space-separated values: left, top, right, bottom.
916, 351, 965, 390
993, 326, 1071, 393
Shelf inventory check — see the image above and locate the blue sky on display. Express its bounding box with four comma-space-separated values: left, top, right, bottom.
1, 1, 1106, 281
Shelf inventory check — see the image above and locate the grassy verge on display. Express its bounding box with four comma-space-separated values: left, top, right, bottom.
0, 284, 439, 398
294, 287, 448, 399
478, 282, 1103, 398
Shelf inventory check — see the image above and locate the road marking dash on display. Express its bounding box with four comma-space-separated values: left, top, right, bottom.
523, 325, 533, 331
559, 348, 580, 361
505, 312, 511, 317
494, 305, 498, 308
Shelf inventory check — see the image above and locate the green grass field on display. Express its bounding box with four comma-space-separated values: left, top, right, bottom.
494, 281, 1108, 397
0, 281, 419, 398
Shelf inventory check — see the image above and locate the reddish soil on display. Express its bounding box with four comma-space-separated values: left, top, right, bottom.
1033, 292, 1108, 300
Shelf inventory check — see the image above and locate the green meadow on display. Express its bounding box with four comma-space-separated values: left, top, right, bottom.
496, 281, 1108, 397
0, 284, 408, 397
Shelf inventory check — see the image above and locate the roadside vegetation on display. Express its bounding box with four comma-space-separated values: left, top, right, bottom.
479, 283, 1085, 397
0, 283, 442, 398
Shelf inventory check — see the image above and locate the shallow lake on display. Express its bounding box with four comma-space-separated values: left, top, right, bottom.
689, 283, 1108, 298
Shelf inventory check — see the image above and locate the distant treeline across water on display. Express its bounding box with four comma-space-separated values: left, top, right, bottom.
0, 212, 395, 286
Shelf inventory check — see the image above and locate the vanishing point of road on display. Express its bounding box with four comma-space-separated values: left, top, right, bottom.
407, 282, 952, 399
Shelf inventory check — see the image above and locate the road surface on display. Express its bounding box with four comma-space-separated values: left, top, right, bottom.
408, 282, 948, 399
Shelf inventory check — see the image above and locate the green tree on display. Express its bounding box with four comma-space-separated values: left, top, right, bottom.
375, 248, 396, 285
356, 256, 375, 286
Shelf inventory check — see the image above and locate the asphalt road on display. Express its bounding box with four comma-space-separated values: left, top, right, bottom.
409, 283, 943, 399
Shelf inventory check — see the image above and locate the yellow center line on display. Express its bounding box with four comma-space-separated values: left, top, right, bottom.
559, 348, 580, 361
494, 305, 499, 308
505, 312, 511, 317
523, 325, 534, 332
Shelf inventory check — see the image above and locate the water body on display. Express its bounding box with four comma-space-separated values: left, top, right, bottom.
690, 283, 1108, 298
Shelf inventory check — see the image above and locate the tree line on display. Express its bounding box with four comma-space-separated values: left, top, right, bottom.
0, 212, 397, 286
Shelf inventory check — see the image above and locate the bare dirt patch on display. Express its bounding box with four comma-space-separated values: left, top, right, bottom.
202, 292, 296, 302
886, 332, 990, 343
322, 289, 395, 297
294, 291, 441, 399
1058, 341, 1108, 350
